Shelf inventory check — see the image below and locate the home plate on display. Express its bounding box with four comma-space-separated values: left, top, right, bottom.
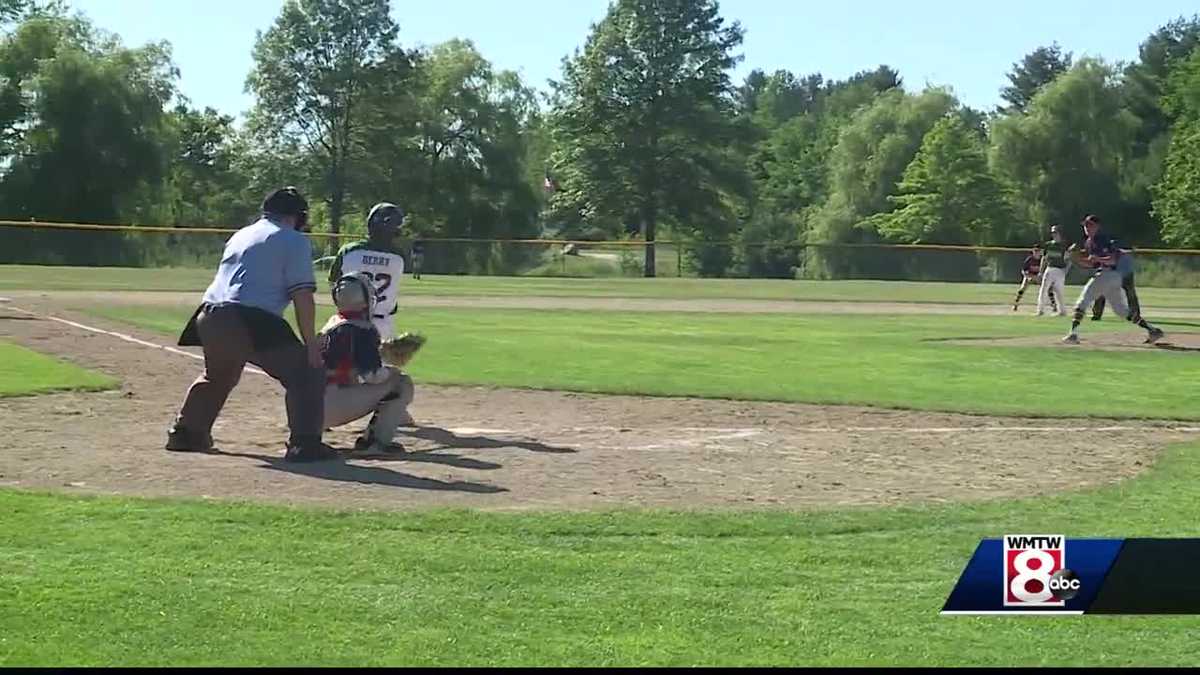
447, 427, 517, 435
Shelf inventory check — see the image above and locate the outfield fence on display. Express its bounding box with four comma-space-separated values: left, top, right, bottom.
3, 220, 1200, 286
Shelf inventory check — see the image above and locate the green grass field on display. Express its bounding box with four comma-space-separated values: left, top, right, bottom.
0, 341, 115, 397
76, 302, 1200, 419
6, 263, 1200, 307
4, 441, 1200, 667
4, 264, 1200, 666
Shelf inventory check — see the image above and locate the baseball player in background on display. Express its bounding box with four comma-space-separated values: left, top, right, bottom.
1037, 225, 1068, 317
1063, 215, 1164, 345
321, 272, 416, 456
1011, 247, 1043, 312
410, 239, 425, 280
328, 202, 406, 340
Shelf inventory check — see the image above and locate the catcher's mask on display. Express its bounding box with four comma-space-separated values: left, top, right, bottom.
332, 272, 376, 317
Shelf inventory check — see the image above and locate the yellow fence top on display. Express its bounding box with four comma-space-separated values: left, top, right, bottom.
4, 219, 1200, 255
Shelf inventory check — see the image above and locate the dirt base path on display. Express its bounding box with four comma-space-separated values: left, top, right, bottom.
10, 289, 1200, 319
0, 299, 1193, 512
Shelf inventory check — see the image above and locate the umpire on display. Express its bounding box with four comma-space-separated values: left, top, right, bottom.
166, 187, 335, 462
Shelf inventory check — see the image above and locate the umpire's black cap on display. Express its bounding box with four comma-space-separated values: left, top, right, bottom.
262, 186, 308, 217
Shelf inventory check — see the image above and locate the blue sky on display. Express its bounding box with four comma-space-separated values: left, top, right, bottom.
67, 0, 1199, 120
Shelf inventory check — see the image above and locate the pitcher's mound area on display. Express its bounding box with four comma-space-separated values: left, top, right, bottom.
941, 330, 1200, 353
0, 307, 1190, 511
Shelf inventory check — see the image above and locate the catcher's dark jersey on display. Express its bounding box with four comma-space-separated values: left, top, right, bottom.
1021, 255, 1041, 275
1041, 240, 1068, 269
320, 315, 383, 386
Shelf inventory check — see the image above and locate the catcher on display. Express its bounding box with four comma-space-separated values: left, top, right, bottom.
320, 272, 425, 456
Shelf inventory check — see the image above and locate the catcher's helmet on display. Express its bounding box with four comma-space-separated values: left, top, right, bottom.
367, 202, 404, 240
332, 272, 376, 316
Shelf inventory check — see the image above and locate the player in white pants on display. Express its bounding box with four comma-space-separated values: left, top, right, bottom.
1037, 225, 1068, 317
328, 202, 406, 340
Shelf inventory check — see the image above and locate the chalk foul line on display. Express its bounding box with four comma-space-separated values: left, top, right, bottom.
6, 304, 266, 376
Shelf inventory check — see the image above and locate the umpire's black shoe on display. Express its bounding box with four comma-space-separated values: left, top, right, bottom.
165, 426, 212, 453
284, 439, 341, 463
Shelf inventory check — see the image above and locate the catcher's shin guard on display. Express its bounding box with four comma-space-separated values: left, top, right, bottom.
365, 371, 415, 447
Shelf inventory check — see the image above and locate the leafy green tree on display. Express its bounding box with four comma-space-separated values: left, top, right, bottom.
162, 104, 251, 227
1123, 15, 1200, 147
547, 0, 744, 276
866, 115, 1011, 244
990, 58, 1140, 242
0, 9, 176, 265
353, 39, 541, 272
246, 0, 411, 233
1163, 44, 1200, 122
734, 68, 768, 116
1153, 119, 1200, 247
999, 43, 1072, 113
808, 87, 957, 244
1153, 47, 1200, 246
0, 15, 175, 224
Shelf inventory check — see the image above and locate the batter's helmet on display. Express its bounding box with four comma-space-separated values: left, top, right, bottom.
367, 202, 404, 239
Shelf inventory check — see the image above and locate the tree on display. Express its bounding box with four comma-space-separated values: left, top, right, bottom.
547, 0, 745, 276
1153, 119, 1200, 246
1163, 44, 1200, 122
0, 9, 177, 265
751, 69, 825, 129
734, 68, 767, 116
999, 43, 1072, 113
0, 15, 175, 224
1123, 16, 1200, 145
351, 39, 541, 273
866, 115, 1011, 244
245, 0, 411, 234
162, 104, 251, 227
990, 58, 1141, 242
1152, 47, 1200, 246
808, 87, 958, 244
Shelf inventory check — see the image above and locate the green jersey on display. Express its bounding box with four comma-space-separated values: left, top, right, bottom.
1041, 240, 1068, 269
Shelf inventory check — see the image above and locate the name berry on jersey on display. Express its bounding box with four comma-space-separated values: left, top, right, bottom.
331, 242, 405, 340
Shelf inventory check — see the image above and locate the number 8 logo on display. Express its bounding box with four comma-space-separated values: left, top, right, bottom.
1010, 549, 1056, 604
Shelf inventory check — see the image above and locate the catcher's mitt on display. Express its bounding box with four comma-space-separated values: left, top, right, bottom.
380, 332, 426, 366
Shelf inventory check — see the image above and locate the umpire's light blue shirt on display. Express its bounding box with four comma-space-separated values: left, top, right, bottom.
202, 217, 317, 317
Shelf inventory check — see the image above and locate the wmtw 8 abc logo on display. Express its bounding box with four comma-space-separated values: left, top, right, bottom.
1003, 534, 1081, 607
